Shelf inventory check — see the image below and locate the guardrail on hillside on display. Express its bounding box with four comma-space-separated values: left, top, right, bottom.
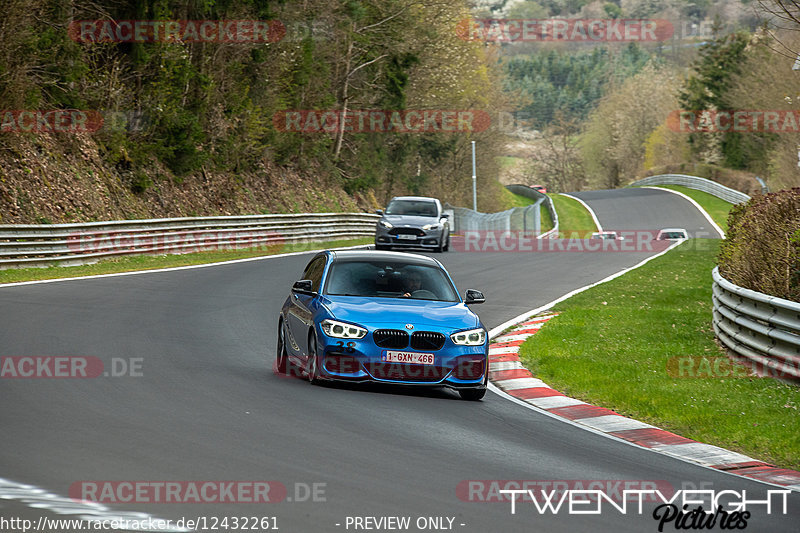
630, 174, 751, 205
445, 186, 559, 237
504, 184, 559, 238
0, 213, 379, 270
712, 266, 800, 381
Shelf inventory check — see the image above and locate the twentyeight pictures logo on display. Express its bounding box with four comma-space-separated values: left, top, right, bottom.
456, 19, 674, 42
68, 20, 286, 43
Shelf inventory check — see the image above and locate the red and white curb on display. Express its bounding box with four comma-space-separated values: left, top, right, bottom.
488, 313, 800, 493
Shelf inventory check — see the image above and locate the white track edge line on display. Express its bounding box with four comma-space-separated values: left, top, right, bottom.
485, 242, 800, 493
642, 186, 726, 239
488, 239, 683, 338
487, 382, 799, 493
559, 193, 602, 233
0, 244, 371, 289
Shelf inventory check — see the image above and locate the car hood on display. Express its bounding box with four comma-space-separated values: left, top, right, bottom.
321, 296, 479, 330
382, 214, 440, 227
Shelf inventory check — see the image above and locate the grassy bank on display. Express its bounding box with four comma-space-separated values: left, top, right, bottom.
0, 238, 372, 285
520, 239, 800, 469
550, 194, 598, 237
645, 185, 734, 232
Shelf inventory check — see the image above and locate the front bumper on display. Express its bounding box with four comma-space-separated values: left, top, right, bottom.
314, 331, 487, 388
375, 225, 444, 248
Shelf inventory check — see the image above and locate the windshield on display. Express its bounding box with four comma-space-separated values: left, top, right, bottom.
325, 260, 459, 301
385, 199, 438, 217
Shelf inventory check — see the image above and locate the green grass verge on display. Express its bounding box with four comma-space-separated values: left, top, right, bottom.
648, 185, 733, 233
519, 239, 800, 470
497, 156, 522, 169
550, 193, 598, 237
0, 238, 372, 285
499, 187, 537, 208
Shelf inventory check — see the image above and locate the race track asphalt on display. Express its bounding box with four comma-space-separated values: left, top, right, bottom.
1, 188, 796, 532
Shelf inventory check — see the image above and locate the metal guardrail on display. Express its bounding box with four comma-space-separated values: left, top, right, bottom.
712, 266, 800, 381
444, 204, 533, 233
504, 184, 559, 238
0, 213, 379, 269
630, 174, 751, 205
445, 185, 558, 237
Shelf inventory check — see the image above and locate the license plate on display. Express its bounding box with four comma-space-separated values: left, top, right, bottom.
397, 234, 417, 240
382, 350, 434, 365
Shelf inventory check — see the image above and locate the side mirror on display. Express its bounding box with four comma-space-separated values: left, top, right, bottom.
464, 289, 485, 305
375, 209, 384, 215
292, 279, 314, 294
441, 212, 450, 218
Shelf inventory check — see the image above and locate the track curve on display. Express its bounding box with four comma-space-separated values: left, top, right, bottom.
1, 189, 797, 532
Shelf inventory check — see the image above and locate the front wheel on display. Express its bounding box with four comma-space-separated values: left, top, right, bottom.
306, 332, 321, 384
275, 320, 288, 374
459, 388, 486, 401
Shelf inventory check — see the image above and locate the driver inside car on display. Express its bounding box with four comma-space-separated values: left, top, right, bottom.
402, 271, 423, 298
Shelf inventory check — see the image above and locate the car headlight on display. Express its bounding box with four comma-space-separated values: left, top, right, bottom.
321, 319, 367, 339
451, 328, 486, 346
379, 220, 393, 229
422, 223, 440, 231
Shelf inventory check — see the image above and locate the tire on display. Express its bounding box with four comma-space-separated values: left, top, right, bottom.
306, 332, 321, 384
276, 320, 288, 374
459, 387, 486, 401
443, 232, 450, 252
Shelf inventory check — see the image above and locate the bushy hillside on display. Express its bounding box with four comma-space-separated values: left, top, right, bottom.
0, 0, 507, 223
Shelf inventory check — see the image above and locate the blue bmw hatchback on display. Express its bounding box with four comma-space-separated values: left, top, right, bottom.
276, 250, 489, 400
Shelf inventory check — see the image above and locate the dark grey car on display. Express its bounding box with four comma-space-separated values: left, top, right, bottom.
374, 196, 450, 252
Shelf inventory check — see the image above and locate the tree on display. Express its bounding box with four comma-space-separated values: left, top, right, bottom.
678, 30, 753, 168
582, 63, 681, 188
526, 114, 585, 193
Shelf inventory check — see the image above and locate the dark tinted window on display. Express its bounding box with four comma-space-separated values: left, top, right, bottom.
325, 260, 458, 301
302, 256, 326, 292
385, 199, 438, 217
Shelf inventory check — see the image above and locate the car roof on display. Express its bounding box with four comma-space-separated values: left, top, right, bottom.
389, 196, 439, 203
658, 228, 687, 233
328, 250, 443, 267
